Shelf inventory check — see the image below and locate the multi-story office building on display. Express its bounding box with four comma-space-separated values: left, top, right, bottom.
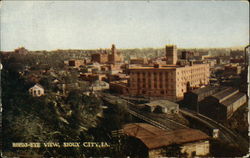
128, 45, 210, 101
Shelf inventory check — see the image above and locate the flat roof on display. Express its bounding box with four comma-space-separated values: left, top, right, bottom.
129, 63, 207, 70
129, 66, 176, 70
191, 86, 219, 95
123, 123, 209, 149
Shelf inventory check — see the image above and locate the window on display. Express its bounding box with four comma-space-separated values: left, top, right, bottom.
38, 90, 41, 95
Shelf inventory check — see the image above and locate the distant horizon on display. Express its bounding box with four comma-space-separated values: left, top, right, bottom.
1, 1, 249, 51
2, 44, 246, 52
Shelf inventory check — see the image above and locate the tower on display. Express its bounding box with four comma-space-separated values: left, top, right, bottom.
108, 44, 117, 64
166, 45, 177, 65
111, 44, 117, 56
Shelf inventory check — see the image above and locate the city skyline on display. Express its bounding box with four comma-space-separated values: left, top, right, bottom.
1, 1, 249, 51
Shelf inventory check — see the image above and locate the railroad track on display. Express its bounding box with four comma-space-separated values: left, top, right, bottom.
101, 93, 187, 131
180, 109, 249, 151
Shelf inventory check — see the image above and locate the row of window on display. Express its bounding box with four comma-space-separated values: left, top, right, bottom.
30, 89, 42, 95
178, 74, 206, 81
139, 89, 174, 95
130, 71, 174, 76
130, 83, 175, 89
178, 68, 206, 74
131, 78, 174, 82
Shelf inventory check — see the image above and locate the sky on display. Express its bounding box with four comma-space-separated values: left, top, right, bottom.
0, 1, 249, 51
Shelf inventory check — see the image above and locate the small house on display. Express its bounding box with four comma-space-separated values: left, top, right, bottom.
29, 83, 44, 97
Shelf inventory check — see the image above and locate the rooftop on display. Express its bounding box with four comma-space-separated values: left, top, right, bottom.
221, 92, 246, 107
145, 100, 178, 108
129, 66, 176, 70
123, 123, 209, 149
191, 86, 219, 95
36, 83, 43, 87
212, 87, 238, 101
129, 63, 207, 70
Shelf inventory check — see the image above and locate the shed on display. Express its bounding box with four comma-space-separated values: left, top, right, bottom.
144, 100, 179, 114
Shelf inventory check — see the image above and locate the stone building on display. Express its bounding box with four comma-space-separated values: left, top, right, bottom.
128, 63, 209, 101
127, 45, 210, 101
122, 123, 210, 158
29, 83, 44, 97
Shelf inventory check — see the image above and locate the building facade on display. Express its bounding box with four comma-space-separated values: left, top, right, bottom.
91, 44, 123, 64
130, 58, 148, 65
68, 59, 85, 68
166, 45, 177, 65
127, 45, 210, 101
91, 51, 109, 64
128, 63, 209, 101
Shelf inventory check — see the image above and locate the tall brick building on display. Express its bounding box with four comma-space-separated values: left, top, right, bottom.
91, 44, 123, 64
128, 45, 210, 101
91, 50, 109, 64
166, 45, 177, 65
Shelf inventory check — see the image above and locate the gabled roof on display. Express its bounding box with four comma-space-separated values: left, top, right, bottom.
31, 83, 44, 89
221, 92, 246, 107
212, 87, 238, 102
123, 123, 209, 149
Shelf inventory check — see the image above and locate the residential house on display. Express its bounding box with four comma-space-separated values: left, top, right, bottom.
29, 83, 44, 97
